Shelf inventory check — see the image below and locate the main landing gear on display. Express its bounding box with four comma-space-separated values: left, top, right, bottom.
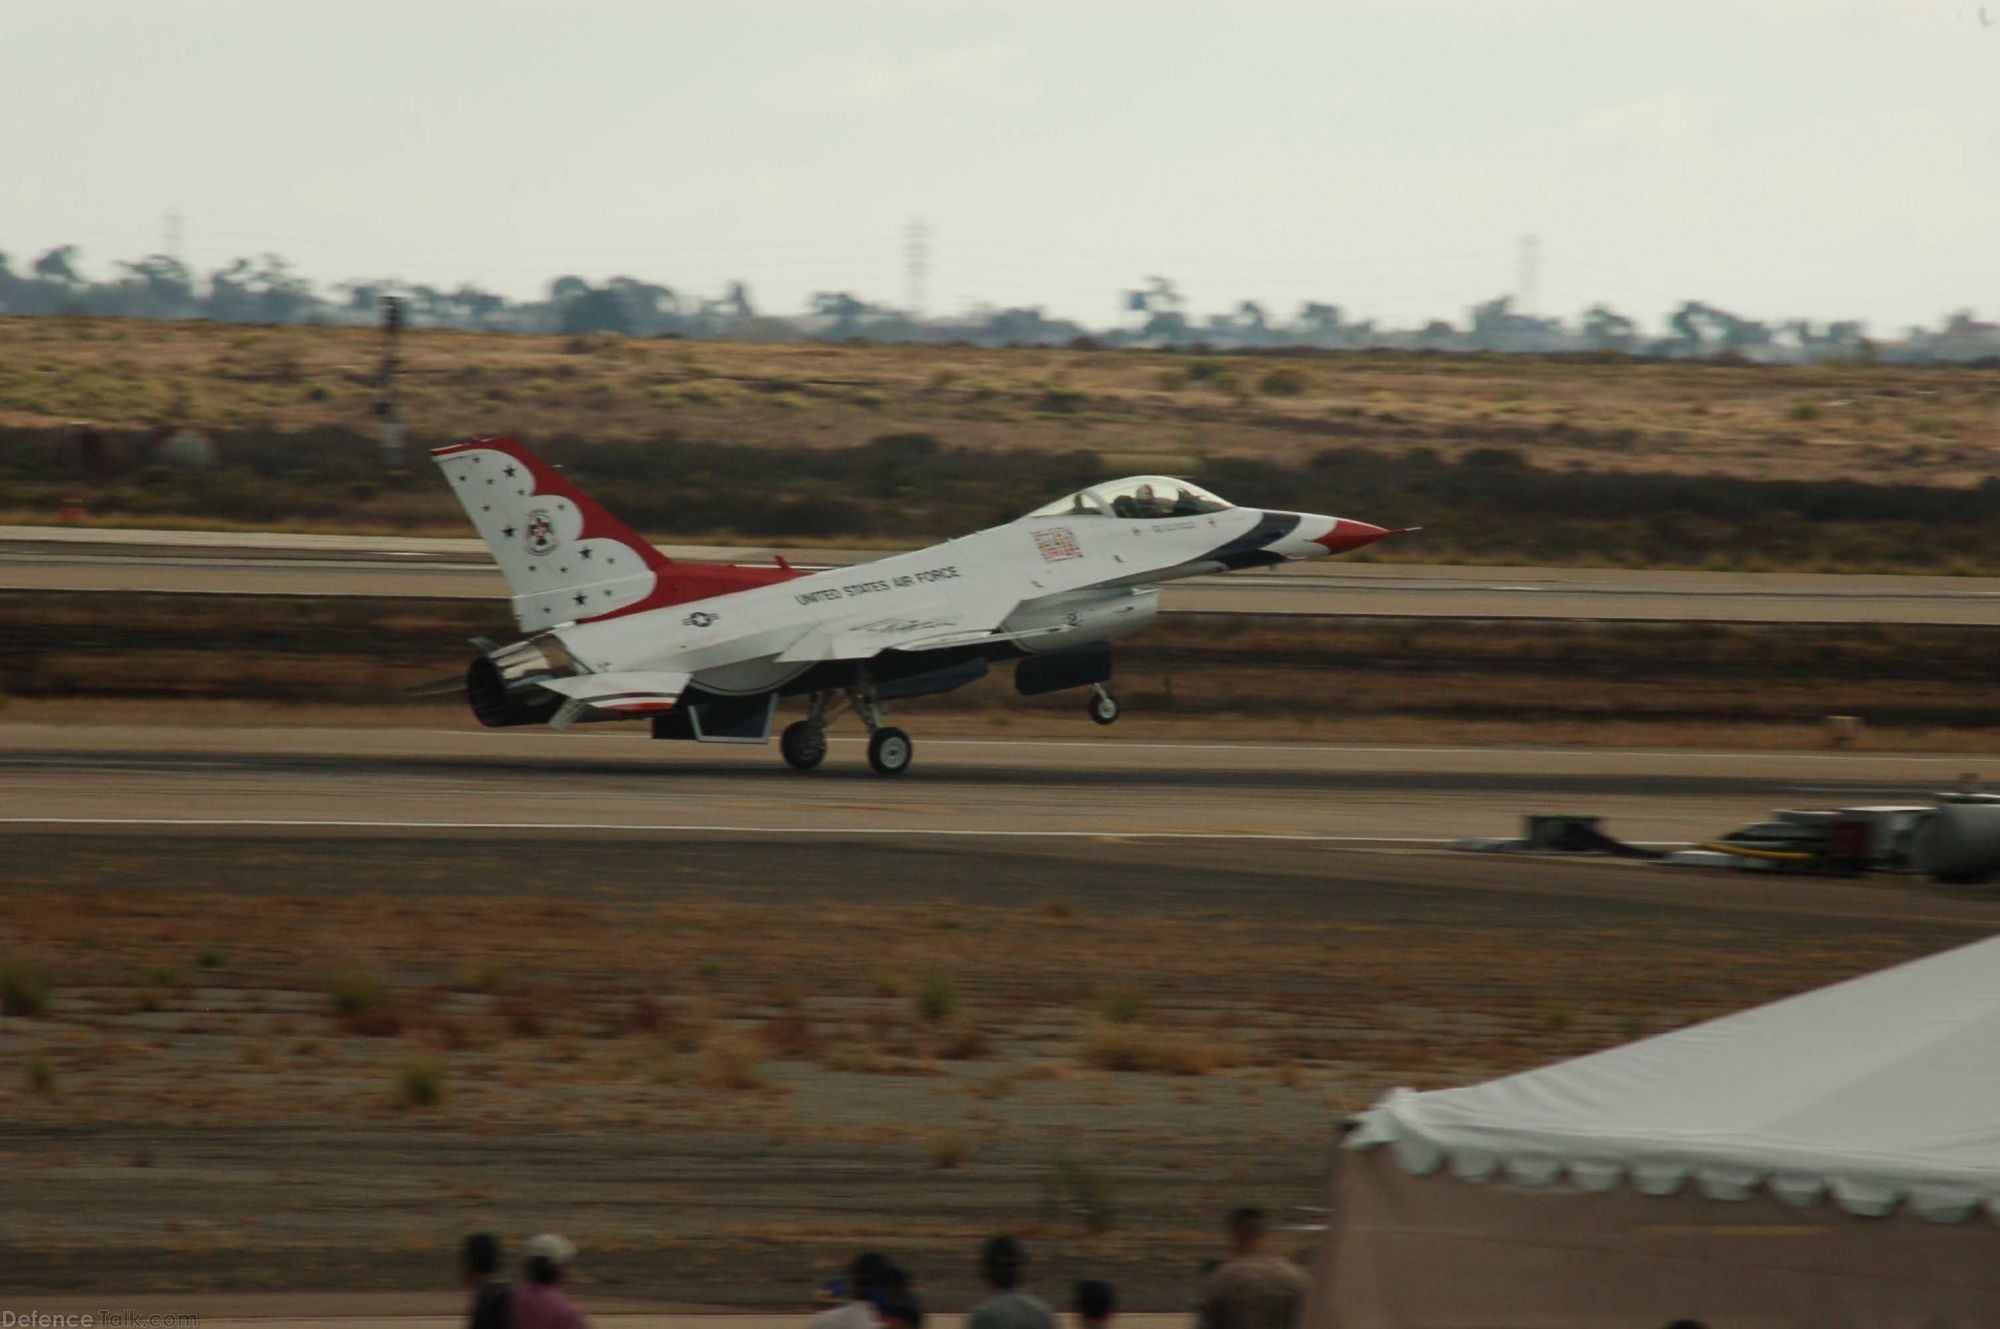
780, 688, 914, 776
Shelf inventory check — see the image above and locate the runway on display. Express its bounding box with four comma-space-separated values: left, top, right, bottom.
9, 719, 1999, 1310
9, 525, 2000, 623
10, 721, 1995, 859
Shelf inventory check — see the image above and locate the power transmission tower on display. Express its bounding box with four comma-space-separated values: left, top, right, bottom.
164, 212, 185, 267
1517, 234, 1541, 317
378, 296, 406, 466
905, 218, 930, 319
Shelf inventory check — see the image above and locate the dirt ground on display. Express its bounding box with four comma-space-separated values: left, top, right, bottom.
1, 817, 1991, 1305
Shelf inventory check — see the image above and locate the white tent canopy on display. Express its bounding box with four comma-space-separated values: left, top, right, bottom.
1346, 931, 2000, 1222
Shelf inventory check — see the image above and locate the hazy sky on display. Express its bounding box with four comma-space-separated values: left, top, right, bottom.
5, 0, 1995, 331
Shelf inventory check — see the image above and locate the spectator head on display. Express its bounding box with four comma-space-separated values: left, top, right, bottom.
847, 1251, 893, 1299
1073, 1278, 1116, 1327
877, 1288, 924, 1329
461, 1232, 501, 1285
1226, 1207, 1269, 1255
522, 1232, 576, 1286
980, 1235, 1027, 1290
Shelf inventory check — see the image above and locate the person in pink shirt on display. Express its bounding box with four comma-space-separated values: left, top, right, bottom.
511, 1233, 589, 1329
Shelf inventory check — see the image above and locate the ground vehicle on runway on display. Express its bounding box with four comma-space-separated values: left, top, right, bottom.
435, 436, 1401, 774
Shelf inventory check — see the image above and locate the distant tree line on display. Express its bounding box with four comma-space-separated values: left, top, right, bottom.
4, 243, 1998, 363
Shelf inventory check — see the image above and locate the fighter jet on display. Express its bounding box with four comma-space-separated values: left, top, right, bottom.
436, 436, 1402, 775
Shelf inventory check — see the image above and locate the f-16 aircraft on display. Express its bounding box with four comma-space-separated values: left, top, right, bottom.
435, 436, 1402, 775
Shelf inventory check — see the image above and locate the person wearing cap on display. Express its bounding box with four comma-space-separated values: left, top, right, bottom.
461, 1232, 511, 1329
512, 1233, 589, 1329
811, 1252, 892, 1329
968, 1236, 1055, 1329
1194, 1208, 1308, 1329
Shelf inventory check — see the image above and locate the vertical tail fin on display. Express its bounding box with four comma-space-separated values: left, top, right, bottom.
433, 437, 669, 629
431, 436, 800, 630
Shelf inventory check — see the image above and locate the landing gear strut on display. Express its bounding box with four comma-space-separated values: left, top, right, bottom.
855, 690, 912, 776
780, 691, 835, 771
1087, 684, 1121, 726
782, 687, 914, 775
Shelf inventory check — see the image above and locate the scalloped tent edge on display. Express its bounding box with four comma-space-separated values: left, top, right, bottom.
1344, 1107, 2000, 1225
1310, 933, 2000, 1326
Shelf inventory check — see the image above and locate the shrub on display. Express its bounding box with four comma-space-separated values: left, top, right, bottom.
1041, 1155, 1117, 1231
1258, 366, 1312, 397
143, 962, 181, 989
1790, 401, 1822, 422
914, 974, 961, 1023
1080, 1022, 1230, 1075
759, 1012, 818, 1057
1036, 382, 1087, 414
497, 993, 544, 1038
27, 1053, 54, 1093
932, 1021, 991, 1060
397, 1057, 444, 1107
326, 965, 385, 1017
629, 994, 666, 1033
452, 958, 506, 993
694, 1032, 767, 1090
341, 1009, 404, 1038
1096, 986, 1147, 1025
0, 960, 51, 1016
1039, 896, 1074, 919
927, 1128, 972, 1169
194, 943, 228, 969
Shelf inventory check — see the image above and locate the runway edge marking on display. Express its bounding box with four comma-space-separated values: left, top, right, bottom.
0, 816, 1453, 843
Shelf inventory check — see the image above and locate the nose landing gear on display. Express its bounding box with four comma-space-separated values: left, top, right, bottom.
1087, 684, 1121, 726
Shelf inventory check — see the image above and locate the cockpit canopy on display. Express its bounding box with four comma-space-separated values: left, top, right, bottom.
1026, 476, 1234, 521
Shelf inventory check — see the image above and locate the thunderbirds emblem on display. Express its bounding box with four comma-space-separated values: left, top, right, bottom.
1034, 526, 1083, 563
524, 510, 559, 555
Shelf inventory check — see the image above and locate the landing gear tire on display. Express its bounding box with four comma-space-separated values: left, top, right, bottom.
867, 726, 913, 776
780, 720, 828, 771
1088, 690, 1121, 726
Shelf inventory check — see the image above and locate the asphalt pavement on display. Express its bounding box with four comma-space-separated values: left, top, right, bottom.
8, 525, 2000, 622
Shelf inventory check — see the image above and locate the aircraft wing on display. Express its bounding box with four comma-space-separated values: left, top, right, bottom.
773, 591, 1031, 663
537, 670, 693, 729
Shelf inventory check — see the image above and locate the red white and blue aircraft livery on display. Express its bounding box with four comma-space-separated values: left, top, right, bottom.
435, 437, 1401, 775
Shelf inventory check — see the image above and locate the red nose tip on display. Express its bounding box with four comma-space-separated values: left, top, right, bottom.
1312, 520, 1396, 554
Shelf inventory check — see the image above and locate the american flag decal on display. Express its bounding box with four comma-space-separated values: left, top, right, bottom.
1034, 526, 1083, 563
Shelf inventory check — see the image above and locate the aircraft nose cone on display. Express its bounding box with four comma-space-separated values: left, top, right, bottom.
1312, 519, 1394, 554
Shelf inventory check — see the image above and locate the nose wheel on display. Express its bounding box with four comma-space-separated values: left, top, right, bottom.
1087, 685, 1121, 726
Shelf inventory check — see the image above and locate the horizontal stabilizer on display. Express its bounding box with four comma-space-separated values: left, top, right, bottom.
537, 670, 692, 729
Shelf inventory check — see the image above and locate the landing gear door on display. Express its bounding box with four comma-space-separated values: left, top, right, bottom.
651, 693, 779, 744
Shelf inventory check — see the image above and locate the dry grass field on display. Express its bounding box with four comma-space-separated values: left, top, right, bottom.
5, 318, 1999, 570
0, 831, 1983, 1301
3, 318, 1997, 484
